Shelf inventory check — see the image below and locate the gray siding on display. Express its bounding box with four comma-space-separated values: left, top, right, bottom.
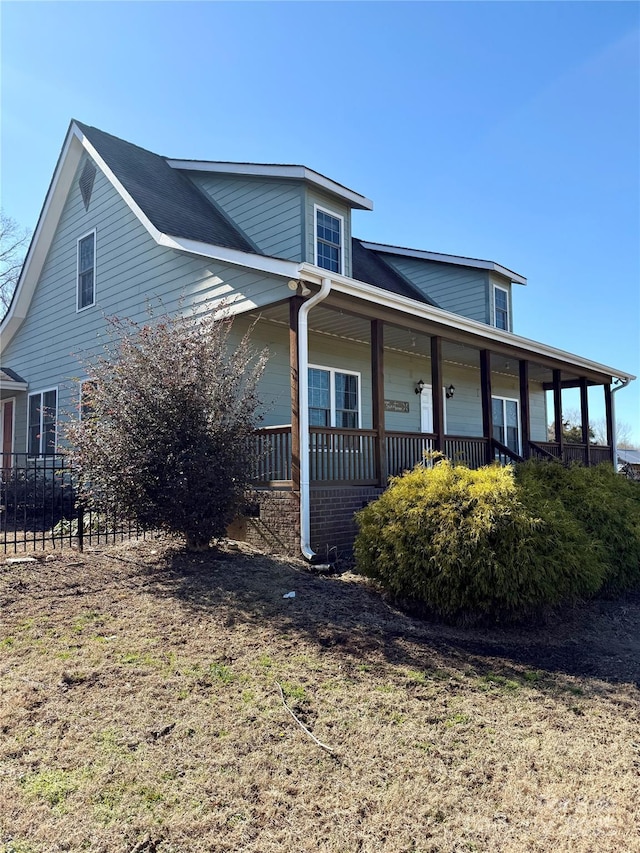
383, 256, 490, 323
192, 173, 304, 262
2, 156, 291, 452
305, 189, 352, 278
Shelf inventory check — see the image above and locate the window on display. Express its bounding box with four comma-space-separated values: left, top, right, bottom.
315, 206, 343, 274
492, 396, 519, 454
77, 231, 96, 311
308, 366, 360, 428
27, 389, 57, 455
493, 285, 509, 331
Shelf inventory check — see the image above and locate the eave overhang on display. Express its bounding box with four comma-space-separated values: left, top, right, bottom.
296, 263, 634, 385
360, 240, 527, 285
167, 160, 373, 211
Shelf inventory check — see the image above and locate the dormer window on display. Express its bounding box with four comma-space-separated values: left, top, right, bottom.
315, 206, 343, 274
493, 284, 510, 331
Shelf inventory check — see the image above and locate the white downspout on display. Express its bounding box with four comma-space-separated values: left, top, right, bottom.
611, 377, 632, 471
298, 277, 332, 561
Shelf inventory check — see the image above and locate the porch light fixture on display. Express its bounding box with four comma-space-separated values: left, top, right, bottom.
446, 384, 455, 399
415, 379, 425, 395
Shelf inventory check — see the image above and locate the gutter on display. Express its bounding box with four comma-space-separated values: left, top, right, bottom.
611, 377, 632, 471
297, 276, 332, 561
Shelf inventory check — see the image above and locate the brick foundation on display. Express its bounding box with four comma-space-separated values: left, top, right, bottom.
228, 485, 384, 560
309, 485, 384, 560
227, 488, 301, 557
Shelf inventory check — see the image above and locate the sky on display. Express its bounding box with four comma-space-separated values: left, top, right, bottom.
1, 1, 639, 442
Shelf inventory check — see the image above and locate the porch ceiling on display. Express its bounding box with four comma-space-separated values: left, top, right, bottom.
251, 303, 590, 386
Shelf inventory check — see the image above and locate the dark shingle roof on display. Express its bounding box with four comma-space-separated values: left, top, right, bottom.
351, 239, 439, 307
0, 368, 27, 384
75, 122, 255, 252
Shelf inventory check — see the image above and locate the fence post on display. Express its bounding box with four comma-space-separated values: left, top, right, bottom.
77, 500, 84, 553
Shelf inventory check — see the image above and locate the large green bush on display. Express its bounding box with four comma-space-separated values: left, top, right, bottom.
354, 459, 606, 623
515, 461, 640, 593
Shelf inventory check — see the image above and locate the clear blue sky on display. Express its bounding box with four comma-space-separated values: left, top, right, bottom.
2, 1, 639, 442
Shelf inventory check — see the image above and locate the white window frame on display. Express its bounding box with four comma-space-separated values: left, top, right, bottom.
314, 204, 344, 275
27, 387, 58, 456
492, 395, 520, 455
77, 229, 96, 312
308, 364, 361, 428
493, 284, 510, 331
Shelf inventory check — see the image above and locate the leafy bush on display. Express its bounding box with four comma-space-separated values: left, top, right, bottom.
66, 309, 267, 551
515, 461, 640, 593
354, 459, 605, 623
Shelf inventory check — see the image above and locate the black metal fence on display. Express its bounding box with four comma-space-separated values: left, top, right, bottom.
0, 453, 146, 554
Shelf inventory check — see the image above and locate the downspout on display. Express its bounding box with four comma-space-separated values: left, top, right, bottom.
611, 376, 632, 471
298, 276, 332, 561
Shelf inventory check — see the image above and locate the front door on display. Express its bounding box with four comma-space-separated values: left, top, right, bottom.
1, 399, 14, 456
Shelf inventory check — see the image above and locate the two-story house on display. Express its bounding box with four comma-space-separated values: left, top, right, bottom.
0, 121, 634, 558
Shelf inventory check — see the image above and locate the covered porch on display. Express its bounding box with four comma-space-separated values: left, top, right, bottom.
249, 291, 617, 491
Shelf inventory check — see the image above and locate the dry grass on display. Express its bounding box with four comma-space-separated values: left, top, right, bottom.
1, 538, 639, 853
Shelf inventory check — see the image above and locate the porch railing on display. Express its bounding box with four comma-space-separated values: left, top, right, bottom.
251, 426, 613, 486
309, 426, 377, 484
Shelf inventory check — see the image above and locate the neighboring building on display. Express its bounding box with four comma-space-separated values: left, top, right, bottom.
617, 449, 640, 480
0, 121, 635, 557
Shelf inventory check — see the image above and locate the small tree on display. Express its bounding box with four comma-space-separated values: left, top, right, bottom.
66, 308, 267, 551
0, 211, 32, 316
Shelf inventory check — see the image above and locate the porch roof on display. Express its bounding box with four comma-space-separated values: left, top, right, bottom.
0, 368, 27, 392
284, 265, 636, 386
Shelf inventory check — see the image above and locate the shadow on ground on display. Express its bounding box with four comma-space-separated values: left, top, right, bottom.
123, 542, 640, 690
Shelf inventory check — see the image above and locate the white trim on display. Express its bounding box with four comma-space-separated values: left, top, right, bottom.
314, 205, 344, 276
27, 386, 58, 456
1, 397, 16, 455
308, 363, 362, 429
296, 263, 635, 383
492, 395, 521, 456
76, 228, 97, 312
493, 283, 510, 332
166, 160, 373, 210
0, 379, 28, 392
359, 241, 527, 285
156, 234, 300, 278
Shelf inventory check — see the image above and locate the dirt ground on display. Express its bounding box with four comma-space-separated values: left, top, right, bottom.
1, 538, 639, 852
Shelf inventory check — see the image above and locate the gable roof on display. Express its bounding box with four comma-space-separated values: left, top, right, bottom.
74, 122, 255, 252
351, 239, 439, 307
360, 240, 527, 285
166, 159, 373, 210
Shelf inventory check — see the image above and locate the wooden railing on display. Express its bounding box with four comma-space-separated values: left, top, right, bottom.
252, 426, 292, 484
444, 436, 489, 470
309, 426, 377, 484
386, 431, 435, 477
251, 427, 613, 486
529, 441, 612, 466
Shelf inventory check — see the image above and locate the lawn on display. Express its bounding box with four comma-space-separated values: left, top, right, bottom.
1, 538, 639, 852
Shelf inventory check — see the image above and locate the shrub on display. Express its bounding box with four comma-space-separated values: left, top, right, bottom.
66, 308, 267, 551
515, 461, 640, 593
354, 459, 605, 623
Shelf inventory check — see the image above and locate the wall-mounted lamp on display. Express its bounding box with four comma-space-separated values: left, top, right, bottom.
287, 279, 312, 297
446, 384, 455, 399
415, 379, 425, 395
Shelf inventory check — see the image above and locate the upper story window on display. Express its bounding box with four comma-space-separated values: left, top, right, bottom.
309, 365, 360, 429
77, 230, 96, 311
493, 284, 510, 331
28, 389, 57, 456
315, 206, 343, 275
